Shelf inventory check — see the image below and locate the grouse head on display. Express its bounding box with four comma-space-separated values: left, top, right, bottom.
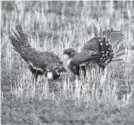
45, 63, 66, 80
63, 48, 77, 58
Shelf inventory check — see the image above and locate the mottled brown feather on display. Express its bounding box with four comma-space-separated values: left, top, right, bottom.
10, 25, 66, 80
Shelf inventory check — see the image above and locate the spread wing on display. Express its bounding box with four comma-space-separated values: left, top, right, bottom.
71, 51, 100, 65
9, 25, 47, 70
103, 30, 124, 42
10, 25, 66, 73
40, 51, 66, 72
81, 37, 99, 52
40, 52, 63, 64
82, 30, 124, 52
81, 28, 125, 66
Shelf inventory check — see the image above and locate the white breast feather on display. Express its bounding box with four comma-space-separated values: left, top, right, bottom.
67, 58, 71, 67
47, 72, 53, 80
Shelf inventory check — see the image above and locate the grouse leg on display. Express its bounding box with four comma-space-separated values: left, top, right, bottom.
98, 65, 105, 76
34, 74, 38, 82
81, 65, 86, 78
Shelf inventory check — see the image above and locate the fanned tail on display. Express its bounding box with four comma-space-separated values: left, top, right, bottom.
102, 30, 125, 63
98, 36, 114, 67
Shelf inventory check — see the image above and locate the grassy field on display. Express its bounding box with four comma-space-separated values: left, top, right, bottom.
1, 1, 134, 125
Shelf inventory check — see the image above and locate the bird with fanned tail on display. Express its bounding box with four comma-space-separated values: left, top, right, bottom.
64, 25, 125, 77
9, 25, 66, 81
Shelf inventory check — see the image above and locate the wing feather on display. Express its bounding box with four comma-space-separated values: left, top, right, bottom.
82, 30, 124, 52
71, 51, 100, 65
10, 25, 47, 69
103, 30, 124, 46
81, 37, 99, 52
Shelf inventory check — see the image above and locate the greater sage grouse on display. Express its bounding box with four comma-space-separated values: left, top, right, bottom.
64, 26, 125, 77
64, 48, 100, 77
10, 25, 66, 81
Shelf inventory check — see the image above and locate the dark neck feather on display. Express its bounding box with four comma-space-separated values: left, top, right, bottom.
53, 72, 60, 80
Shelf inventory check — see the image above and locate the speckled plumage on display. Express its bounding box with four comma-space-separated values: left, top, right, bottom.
10, 25, 66, 81
64, 26, 124, 76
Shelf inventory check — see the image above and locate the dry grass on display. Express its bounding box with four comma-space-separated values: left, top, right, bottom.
1, 1, 134, 109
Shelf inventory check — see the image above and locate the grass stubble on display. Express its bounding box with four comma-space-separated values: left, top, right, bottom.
1, 1, 134, 124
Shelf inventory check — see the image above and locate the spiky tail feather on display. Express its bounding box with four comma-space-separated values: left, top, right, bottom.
9, 25, 48, 69
9, 25, 32, 57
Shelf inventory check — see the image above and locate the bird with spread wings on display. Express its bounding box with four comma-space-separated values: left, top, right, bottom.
10, 25, 66, 81
64, 25, 125, 77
